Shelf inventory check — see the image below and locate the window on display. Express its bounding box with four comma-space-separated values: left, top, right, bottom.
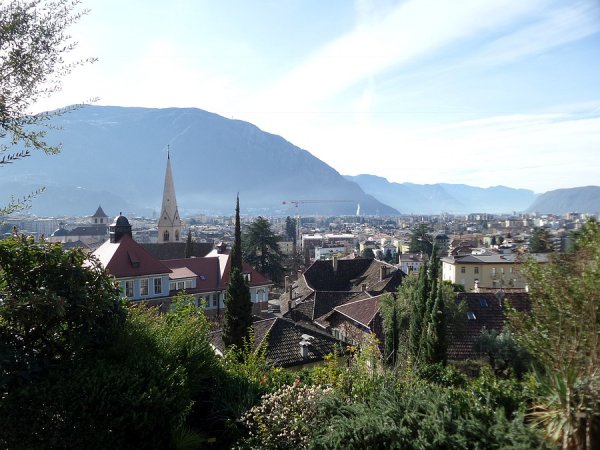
177, 281, 184, 291
124, 280, 134, 298
491, 267, 496, 276
467, 311, 476, 320
243, 273, 251, 282
184, 280, 193, 289
460, 267, 466, 274
175, 230, 180, 241
212, 294, 218, 307
140, 278, 149, 296
501, 267, 505, 274
154, 277, 162, 294
163, 230, 170, 242
509, 267, 514, 273
257, 289, 266, 302
474, 267, 479, 274
169, 281, 176, 291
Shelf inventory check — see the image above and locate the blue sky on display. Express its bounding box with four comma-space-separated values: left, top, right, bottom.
36, 0, 600, 193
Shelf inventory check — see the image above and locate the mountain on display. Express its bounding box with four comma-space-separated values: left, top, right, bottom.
345, 174, 537, 214
527, 186, 600, 214
1, 106, 397, 217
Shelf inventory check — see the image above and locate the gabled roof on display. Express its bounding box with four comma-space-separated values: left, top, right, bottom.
162, 257, 222, 292
67, 226, 108, 237
447, 292, 530, 360
211, 317, 348, 368
216, 252, 272, 289
330, 295, 384, 329
93, 234, 171, 278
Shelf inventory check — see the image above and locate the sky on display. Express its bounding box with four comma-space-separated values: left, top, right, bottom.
34, 0, 600, 193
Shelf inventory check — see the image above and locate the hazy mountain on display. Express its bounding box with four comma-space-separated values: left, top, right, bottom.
527, 186, 600, 214
1, 106, 397, 217
345, 174, 537, 214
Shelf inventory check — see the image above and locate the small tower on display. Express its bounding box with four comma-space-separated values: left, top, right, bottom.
91, 205, 109, 226
157, 150, 182, 243
109, 214, 132, 243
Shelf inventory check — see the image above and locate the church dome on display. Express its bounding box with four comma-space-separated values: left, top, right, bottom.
112, 214, 130, 227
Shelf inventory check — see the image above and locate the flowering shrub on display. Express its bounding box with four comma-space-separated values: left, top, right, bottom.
238, 381, 332, 449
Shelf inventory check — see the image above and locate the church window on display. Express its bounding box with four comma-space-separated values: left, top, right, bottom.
175, 230, 180, 241
164, 230, 170, 242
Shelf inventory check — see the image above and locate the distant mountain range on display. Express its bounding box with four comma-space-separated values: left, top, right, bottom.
2, 106, 598, 217
1, 106, 396, 217
344, 175, 537, 214
526, 186, 600, 214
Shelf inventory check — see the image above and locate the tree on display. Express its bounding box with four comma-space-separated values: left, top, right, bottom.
223, 196, 252, 349
0, 0, 95, 215
285, 216, 297, 245
529, 227, 552, 253
184, 229, 192, 258
509, 219, 600, 449
381, 293, 400, 366
242, 216, 284, 283
409, 224, 433, 255
361, 247, 375, 259
0, 234, 126, 387
230, 194, 243, 272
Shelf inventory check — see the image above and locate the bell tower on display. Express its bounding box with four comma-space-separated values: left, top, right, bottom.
157, 149, 182, 244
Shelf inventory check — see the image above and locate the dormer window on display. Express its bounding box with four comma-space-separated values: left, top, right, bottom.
243, 273, 251, 282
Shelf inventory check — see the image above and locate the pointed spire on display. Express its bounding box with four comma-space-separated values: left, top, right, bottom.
157, 150, 182, 243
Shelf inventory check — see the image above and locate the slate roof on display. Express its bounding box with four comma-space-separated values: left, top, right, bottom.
302, 258, 403, 295
447, 291, 530, 361
141, 242, 214, 260
330, 295, 383, 329
93, 234, 171, 278
92, 205, 108, 218
211, 317, 348, 368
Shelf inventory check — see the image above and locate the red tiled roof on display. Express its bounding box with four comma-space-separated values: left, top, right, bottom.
163, 257, 221, 292
93, 234, 171, 278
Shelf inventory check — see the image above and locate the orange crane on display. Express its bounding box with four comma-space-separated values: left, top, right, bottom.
282, 199, 354, 253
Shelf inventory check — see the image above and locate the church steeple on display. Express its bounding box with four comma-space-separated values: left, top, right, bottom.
157, 149, 182, 243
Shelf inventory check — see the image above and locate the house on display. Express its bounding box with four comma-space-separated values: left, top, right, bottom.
281, 257, 404, 344
441, 253, 548, 291
447, 291, 530, 361
398, 253, 429, 275
211, 317, 349, 370
92, 214, 273, 315
48, 205, 109, 247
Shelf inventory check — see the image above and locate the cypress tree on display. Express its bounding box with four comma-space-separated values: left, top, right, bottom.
409, 263, 429, 360
381, 294, 400, 367
431, 282, 447, 364
222, 195, 252, 349
185, 230, 192, 258
230, 194, 243, 272
420, 245, 439, 363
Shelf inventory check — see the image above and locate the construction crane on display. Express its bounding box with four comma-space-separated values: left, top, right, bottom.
282, 199, 354, 254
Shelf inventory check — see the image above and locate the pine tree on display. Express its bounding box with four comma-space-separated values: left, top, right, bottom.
222, 196, 252, 349
242, 216, 285, 283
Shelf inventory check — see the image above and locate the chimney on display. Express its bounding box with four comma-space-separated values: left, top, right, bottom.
332, 256, 338, 272
361, 283, 367, 292
380, 265, 386, 281
299, 334, 314, 358
284, 275, 290, 292
216, 241, 227, 254
474, 279, 480, 293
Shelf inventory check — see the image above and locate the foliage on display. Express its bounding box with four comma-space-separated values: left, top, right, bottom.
242, 216, 285, 283
222, 267, 252, 349
285, 215, 296, 244
475, 328, 532, 379
509, 219, 600, 449
381, 293, 400, 366
223, 196, 252, 349
529, 227, 553, 253
0, 244, 219, 449
360, 247, 375, 259
239, 381, 333, 450
409, 223, 433, 255
230, 195, 243, 272
0, 235, 126, 388
0, 0, 95, 214
308, 379, 548, 450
